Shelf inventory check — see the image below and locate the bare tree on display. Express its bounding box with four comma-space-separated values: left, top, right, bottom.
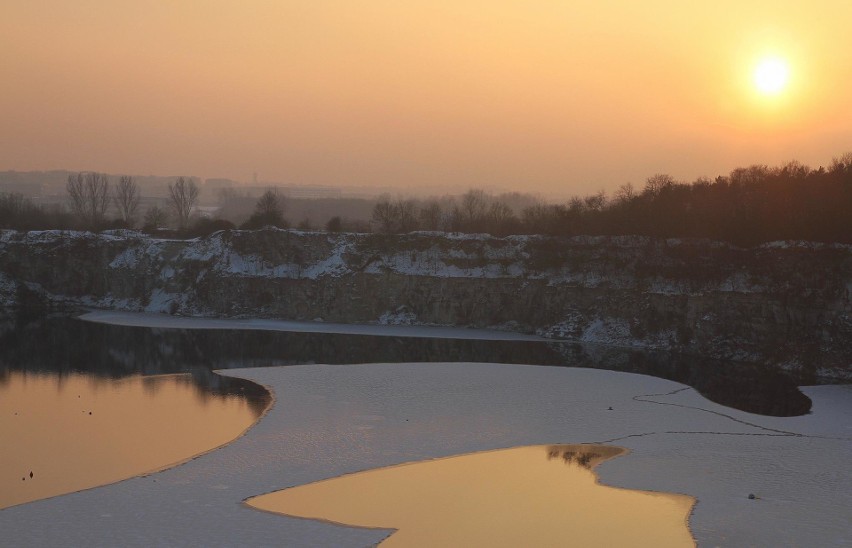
485, 200, 518, 235
66, 172, 110, 228
66, 174, 85, 220
522, 203, 550, 225
487, 200, 515, 224
583, 190, 607, 212
370, 195, 419, 233
371, 194, 397, 233
779, 160, 810, 179
418, 200, 443, 231
113, 176, 140, 226
143, 205, 169, 231
522, 203, 565, 235
458, 189, 489, 224
567, 196, 585, 213
396, 199, 418, 233
728, 165, 769, 186
256, 188, 285, 217
643, 173, 676, 196
242, 188, 287, 229
614, 183, 636, 203
829, 152, 852, 174
168, 177, 200, 230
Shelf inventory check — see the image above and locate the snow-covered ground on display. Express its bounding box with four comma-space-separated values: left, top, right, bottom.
1, 361, 849, 547
80, 310, 548, 341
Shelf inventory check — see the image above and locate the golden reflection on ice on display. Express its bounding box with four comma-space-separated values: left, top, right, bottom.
1, 371, 266, 509
247, 444, 695, 547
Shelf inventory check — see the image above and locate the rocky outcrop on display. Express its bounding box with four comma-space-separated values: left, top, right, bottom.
1, 228, 850, 380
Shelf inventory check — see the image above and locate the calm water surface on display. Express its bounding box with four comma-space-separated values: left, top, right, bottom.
1, 371, 264, 509
247, 444, 695, 547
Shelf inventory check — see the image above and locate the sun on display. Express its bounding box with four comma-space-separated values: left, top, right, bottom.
753, 57, 790, 95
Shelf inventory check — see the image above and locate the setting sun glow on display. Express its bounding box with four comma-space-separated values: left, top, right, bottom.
754, 58, 791, 95
2, 1, 852, 193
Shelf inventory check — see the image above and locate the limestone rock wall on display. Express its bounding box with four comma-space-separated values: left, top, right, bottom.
1, 228, 849, 379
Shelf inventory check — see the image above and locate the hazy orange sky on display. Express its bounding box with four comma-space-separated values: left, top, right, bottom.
2, 1, 851, 196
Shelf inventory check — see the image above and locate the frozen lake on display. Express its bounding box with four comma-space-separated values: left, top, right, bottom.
1, 311, 849, 546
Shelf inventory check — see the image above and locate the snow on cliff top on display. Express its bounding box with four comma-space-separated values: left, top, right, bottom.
4, 229, 849, 286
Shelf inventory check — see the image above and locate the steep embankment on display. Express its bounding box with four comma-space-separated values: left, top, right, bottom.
1, 228, 850, 379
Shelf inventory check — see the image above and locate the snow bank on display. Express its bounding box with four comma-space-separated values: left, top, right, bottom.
378, 305, 418, 326
80, 310, 547, 341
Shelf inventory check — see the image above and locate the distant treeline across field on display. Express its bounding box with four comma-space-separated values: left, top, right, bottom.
2, 154, 850, 246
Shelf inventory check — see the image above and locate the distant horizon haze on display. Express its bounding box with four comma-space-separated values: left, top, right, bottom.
2, 1, 851, 198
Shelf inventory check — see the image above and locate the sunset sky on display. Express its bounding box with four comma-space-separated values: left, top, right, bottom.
2, 1, 851, 196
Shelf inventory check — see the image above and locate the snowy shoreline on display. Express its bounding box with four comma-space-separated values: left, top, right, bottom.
79, 310, 548, 341
2, 357, 850, 546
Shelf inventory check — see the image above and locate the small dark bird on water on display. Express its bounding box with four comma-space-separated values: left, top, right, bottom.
29, 471, 33, 479
607, 406, 613, 410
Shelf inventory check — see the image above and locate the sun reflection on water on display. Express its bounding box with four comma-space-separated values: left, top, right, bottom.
0, 371, 269, 509
247, 444, 695, 547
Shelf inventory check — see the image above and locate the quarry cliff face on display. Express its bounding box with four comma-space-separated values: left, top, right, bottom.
1, 228, 850, 380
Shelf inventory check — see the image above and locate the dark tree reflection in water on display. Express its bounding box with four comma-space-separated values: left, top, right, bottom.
0, 311, 815, 416
546, 445, 624, 469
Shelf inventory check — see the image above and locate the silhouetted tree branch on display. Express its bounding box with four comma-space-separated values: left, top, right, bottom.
240, 188, 287, 229
113, 176, 140, 227
66, 172, 110, 228
168, 177, 200, 230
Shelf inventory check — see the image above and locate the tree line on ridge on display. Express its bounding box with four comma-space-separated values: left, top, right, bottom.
1, 153, 850, 246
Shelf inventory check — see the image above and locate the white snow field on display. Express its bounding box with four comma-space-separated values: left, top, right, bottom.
1, 361, 849, 547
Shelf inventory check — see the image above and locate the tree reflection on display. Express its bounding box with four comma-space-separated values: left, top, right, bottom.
546, 444, 623, 469
0, 310, 815, 416
0, 312, 271, 416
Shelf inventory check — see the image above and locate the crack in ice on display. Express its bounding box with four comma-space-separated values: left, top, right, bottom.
592, 387, 852, 444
